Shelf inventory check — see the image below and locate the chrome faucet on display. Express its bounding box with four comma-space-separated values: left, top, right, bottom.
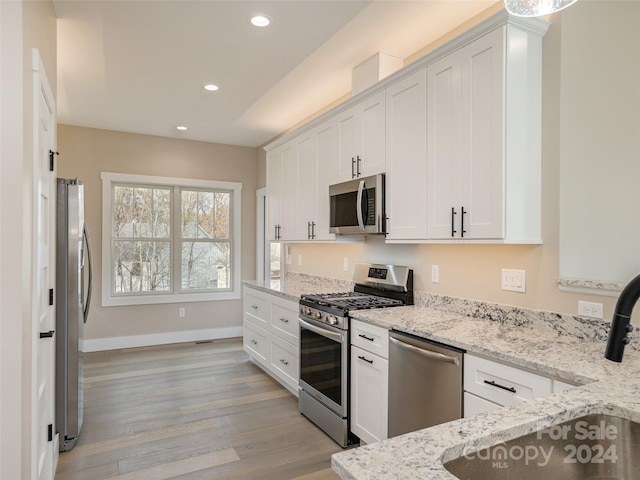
605, 273, 639, 362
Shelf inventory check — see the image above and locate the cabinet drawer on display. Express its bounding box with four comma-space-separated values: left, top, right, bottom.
464, 354, 552, 407
243, 321, 269, 366
270, 336, 299, 389
351, 319, 389, 358
270, 297, 299, 343
463, 391, 501, 418
243, 287, 269, 326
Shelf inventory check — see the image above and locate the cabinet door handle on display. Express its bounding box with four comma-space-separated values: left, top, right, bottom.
461, 206, 467, 238
358, 355, 373, 364
307, 221, 311, 240
279, 358, 289, 366
351, 157, 356, 178
250, 339, 258, 345
484, 379, 517, 394
279, 317, 289, 323
356, 155, 362, 177
251, 305, 259, 310
451, 207, 458, 237
311, 222, 316, 239
358, 333, 374, 342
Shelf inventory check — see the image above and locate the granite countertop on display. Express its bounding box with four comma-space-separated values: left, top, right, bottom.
242, 279, 640, 480
333, 307, 640, 480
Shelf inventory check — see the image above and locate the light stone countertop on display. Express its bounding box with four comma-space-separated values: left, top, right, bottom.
242, 278, 640, 480
332, 306, 640, 480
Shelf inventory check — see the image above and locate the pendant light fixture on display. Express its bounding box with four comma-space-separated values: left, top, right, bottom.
504, 0, 579, 17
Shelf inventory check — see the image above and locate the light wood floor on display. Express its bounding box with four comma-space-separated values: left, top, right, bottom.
55, 338, 342, 480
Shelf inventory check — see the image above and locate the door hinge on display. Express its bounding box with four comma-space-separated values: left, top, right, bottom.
49, 288, 54, 306
47, 424, 53, 442
49, 150, 59, 172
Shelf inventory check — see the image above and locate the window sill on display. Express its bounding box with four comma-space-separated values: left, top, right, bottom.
101, 290, 240, 307
557, 277, 624, 297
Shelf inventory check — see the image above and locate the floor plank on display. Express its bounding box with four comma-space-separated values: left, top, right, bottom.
55, 338, 342, 480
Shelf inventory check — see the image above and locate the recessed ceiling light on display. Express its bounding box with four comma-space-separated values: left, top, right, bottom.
204, 84, 219, 91
176, 126, 187, 131
250, 15, 270, 27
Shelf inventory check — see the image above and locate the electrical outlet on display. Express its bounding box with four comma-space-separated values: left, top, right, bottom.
179, 307, 185, 318
343, 258, 349, 271
431, 265, 440, 283
578, 301, 603, 319
501, 269, 526, 293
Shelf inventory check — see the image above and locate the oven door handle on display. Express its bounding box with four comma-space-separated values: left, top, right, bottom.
299, 318, 344, 342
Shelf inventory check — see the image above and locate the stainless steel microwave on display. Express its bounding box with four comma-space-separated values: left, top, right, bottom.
329, 174, 385, 235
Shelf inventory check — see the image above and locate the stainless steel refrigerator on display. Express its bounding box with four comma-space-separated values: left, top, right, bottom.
56, 178, 92, 452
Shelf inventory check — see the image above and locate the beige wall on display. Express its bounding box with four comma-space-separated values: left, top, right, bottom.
57, 125, 258, 344
279, 3, 638, 324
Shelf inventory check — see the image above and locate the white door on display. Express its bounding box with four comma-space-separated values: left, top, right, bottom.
358, 91, 386, 178
32, 49, 56, 480
426, 51, 462, 239
295, 132, 316, 240
385, 68, 427, 240
266, 148, 282, 241
460, 28, 504, 239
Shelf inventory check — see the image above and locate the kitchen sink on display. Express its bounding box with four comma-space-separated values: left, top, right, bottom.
444, 414, 640, 479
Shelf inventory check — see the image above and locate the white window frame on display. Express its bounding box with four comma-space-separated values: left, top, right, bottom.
101, 172, 242, 306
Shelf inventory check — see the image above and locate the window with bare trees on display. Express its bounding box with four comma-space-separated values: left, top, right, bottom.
101, 172, 242, 306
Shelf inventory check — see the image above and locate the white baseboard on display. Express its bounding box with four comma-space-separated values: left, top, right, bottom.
79, 327, 243, 352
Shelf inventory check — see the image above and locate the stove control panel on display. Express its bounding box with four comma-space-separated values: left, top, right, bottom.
299, 305, 346, 330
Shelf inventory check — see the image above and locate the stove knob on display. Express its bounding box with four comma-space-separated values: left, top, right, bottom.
304, 307, 311, 316
327, 316, 338, 326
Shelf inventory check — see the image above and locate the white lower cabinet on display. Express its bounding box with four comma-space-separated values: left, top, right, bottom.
243, 320, 269, 366
350, 319, 389, 444
243, 286, 299, 395
463, 353, 553, 418
463, 391, 501, 417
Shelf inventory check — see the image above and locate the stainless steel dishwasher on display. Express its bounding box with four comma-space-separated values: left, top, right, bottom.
388, 330, 464, 438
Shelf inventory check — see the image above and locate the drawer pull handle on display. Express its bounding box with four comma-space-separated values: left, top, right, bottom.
279, 317, 289, 323
251, 305, 259, 310
279, 358, 289, 366
358, 355, 373, 364
250, 339, 258, 345
358, 333, 374, 342
484, 379, 516, 394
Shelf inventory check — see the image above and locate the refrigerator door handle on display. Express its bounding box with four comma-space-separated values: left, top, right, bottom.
82, 223, 93, 324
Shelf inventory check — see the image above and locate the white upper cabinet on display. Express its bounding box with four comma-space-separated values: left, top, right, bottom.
265, 11, 549, 245
334, 91, 386, 182
426, 24, 545, 243
266, 120, 336, 242
385, 69, 427, 240
313, 119, 337, 241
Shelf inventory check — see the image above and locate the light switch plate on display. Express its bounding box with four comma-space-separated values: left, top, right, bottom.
431, 265, 440, 283
501, 269, 526, 293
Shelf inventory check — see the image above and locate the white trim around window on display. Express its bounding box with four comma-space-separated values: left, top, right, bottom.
101, 172, 242, 306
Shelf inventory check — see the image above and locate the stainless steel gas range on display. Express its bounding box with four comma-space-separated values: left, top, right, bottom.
298, 263, 413, 447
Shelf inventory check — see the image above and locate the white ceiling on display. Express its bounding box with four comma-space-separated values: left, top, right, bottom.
54, 0, 496, 148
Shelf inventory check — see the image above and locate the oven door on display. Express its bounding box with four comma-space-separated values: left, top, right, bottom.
298, 316, 348, 417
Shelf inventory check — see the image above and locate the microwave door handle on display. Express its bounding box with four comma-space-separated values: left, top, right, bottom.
356, 179, 365, 231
